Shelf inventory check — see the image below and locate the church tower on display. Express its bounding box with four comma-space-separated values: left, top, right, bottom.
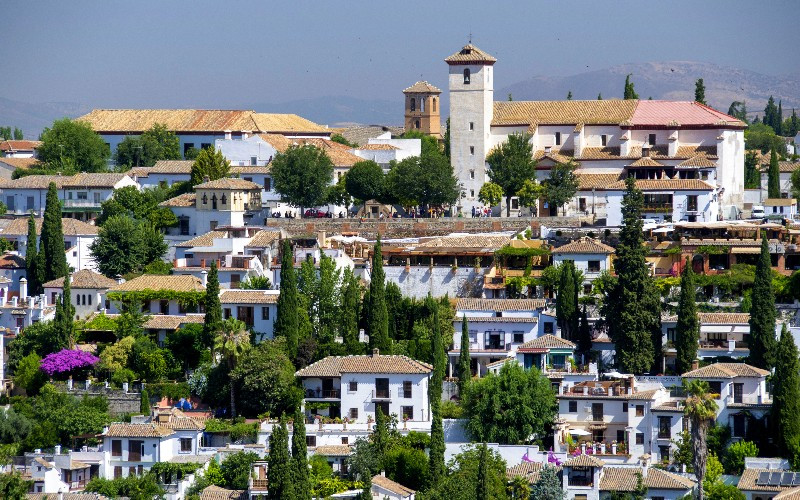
445, 43, 496, 215
403, 81, 442, 138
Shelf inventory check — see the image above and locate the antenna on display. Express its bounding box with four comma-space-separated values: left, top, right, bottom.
468, 32, 472, 44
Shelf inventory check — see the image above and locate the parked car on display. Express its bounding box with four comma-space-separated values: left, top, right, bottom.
751, 205, 766, 218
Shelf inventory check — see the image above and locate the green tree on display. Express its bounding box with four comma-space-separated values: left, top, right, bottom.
508, 475, 531, 500
0, 471, 33, 499
346, 160, 384, 210
292, 407, 311, 500
767, 147, 781, 198
165, 324, 206, 374
749, 234, 777, 369
90, 215, 167, 277
458, 315, 471, 395
723, 440, 758, 475
567, 91, 573, 100
340, 267, 363, 354
203, 262, 222, 347
556, 261, 579, 341
97, 185, 177, 231
744, 150, 761, 189
13, 353, 46, 395
543, 161, 579, 216
705, 481, 746, 500
601, 176, 661, 374
330, 133, 357, 147
230, 339, 300, 418
675, 258, 699, 374
139, 388, 150, 415
428, 302, 446, 491
114, 123, 180, 168
462, 363, 556, 444
53, 272, 75, 347
38, 118, 110, 172
13, 127, 23, 140
373, 406, 389, 457
576, 305, 592, 360
220, 451, 260, 490
727, 101, 748, 122
129, 336, 167, 382
516, 178, 543, 214
367, 236, 390, 353
41, 182, 68, 282
773, 324, 800, 459
684, 380, 719, 500
478, 182, 503, 209
190, 147, 230, 186
385, 151, 459, 212
214, 318, 250, 418
695, 78, 707, 105
427, 445, 508, 500
275, 240, 300, 361
272, 144, 334, 210
764, 96, 781, 135
597, 93, 603, 100
623, 74, 639, 99
25, 213, 44, 295
529, 465, 565, 500
745, 122, 787, 154
443, 117, 451, 160
486, 133, 537, 216
476, 443, 488, 500
238, 276, 272, 290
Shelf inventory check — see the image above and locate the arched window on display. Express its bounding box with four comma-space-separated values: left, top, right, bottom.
221, 194, 227, 205
432, 98, 437, 112
88, 294, 92, 306
463, 68, 471, 84
420, 98, 425, 112
202, 194, 208, 205
415, 120, 420, 129
410, 98, 416, 112
212, 194, 218, 210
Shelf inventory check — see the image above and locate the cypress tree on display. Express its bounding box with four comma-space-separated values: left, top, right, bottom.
749, 234, 777, 369
576, 305, 592, 360
373, 406, 388, 456
267, 420, 293, 500
773, 324, 800, 458
768, 148, 781, 199
694, 78, 706, 105
340, 267, 362, 354
778, 100, 784, 135
476, 443, 489, 500
597, 93, 603, 100
367, 235, 390, 353
25, 213, 43, 295
291, 408, 311, 500
623, 74, 639, 99
428, 402, 445, 491
675, 258, 699, 374
275, 239, 299, 360
202, 261, 221, 347
41, 182, 67, 282
556, 261, 578, 340
605, 177, 661, 374
427, 302, 446, 490
359, 475, 372, 500
458, 315, 471, 395
53, 273, 75, 348
140, 388, 150, 415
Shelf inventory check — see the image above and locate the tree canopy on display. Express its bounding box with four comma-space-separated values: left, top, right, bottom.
385, 151, 459, 210
272, 144, 334, 209
115, 123, 181, 168
675, 258, 699, 374
345, 160, 385, 205
486, 132, 537, 215
38, 118, 110, 172
90, 215, 167, 277
190, 147, 230, 186
748, 234, 777, 370
543, 161, 579, 216
623, 74, 639, 99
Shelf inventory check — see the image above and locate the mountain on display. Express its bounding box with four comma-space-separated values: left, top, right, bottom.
240, 95, 401, 128
499, 61, 800, 116
0, 97, 92, 139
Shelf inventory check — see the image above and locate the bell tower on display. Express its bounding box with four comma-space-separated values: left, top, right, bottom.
403, 81, 442, 138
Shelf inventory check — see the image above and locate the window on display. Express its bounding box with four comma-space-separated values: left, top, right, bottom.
114, 466, 122, 479
306, 435, 316, 447
666, 328, 676, 343
410, 98, 416, 112
250, 156, 257, 166
262, 307, 270, 320
707, 381, 722, 397
348, 381, 358, 392
202, 194, 208, 205
221, 194, 227, 205
583, 283, 592, 294
601, 135, 608, 146
88, 295, 92, 305
415, 120, 420, 129
513, 332, 524, 343
128, 440, 143, 462
622, 402, 628, 413
5, 197, 13, 211
77, 192, 87, 200
264, 178, 271, 191
658, 416, 672, 439
648, 134, 656, 146
544, 322, 554, 334
575, 496, 588, 500
591, 403, 603, 421
244, 177, 252, 182
469, 146, 474, 155
635, 405, 644, 417
617, 429, 625, 443
568, 401, 577, 412
349, 408, 358, 419
470, 170, 475, 179
733, 414, 746, 437
26, 196, 34, 210
375, 378, 390, 398
403, 381, 412, 398
402, 406, 414, 420
180, 438, 192, 452
94, 192, 101, 204
111, 440, 122, 457
201, 143, 212, 150
636, 432, 644, 445
211, 194, 218, 209
463, 68, 471, 84
209, 221, 218, 230
588, 260, 600, 273
432, 98, 437, 112
420, 99, 424, 113
469, 122, 474, 131
470, 189, 475, 197
555, 132, 561, 146
659, 445, 670, 463
341, 437, 349, 444
160, 300, 169, 315
183, 143, 195, 156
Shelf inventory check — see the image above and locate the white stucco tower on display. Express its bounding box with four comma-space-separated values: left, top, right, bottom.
446, 44, 496, 215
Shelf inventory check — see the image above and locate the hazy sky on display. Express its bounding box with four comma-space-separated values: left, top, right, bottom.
1, 0, 798, 108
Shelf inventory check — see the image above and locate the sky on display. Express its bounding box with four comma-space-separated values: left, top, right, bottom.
1, 0, 798, 109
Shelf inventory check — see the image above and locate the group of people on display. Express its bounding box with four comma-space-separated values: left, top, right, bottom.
271, 211, 297, 218
471, 206, 494, 218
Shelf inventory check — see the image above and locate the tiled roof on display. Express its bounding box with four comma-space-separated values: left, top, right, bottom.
553, 237, 615, 255
627, 389, 662, 400
230, 165, 272, 174
372, 474, 415, 495
175, 231, 227, 248
314, 445, 353, 456
259, 135, 362, 166
78, 109, 327, 134
678, 155, 717, 168
458, 316, 538, 324
143, 314, 205, 330
153, 408, 206, 430
764, 198, 796, 206
492, 100, 638, 126
34, 457, 53, 469
776, 161, 800, 173
738, 469, 790, 492
455, 298, 546, 311
296, 354, 432, 377
534, 150, 573, 164
0, 253, 25, 269
600, 467, 695, 491
245, 229, 281, 248
0, 157, 40, 170
775, 486, 800, 499
0, 173, 128, 189
444, 44, 497, 64
575, 144, 716, 161
518, 334, 576, 350
628, 157, 664, 168
110, 274, 205, 293
506, 461, 548, 482
359, 143, 399, 151
199, 485, 248, 500
27, 494, 110, 500
607, 178, 715, 191
0, 140, 41, 152
194, 178, 261, 190
336, 125, 405, 147
220, 290, 279, 304
631, 100, 745, 128
159, 193, 196, 207
683, 362, 769, 379
1, 217, 99, 236
698, 312, 750, 324
563, 454, 605, 467
103, 422, 174, 438
131, 160, 193, 175
576, 172, 622, 190
415, 234, 511, 248
403, 81, 442, 94
42, 270, 118, 290
675, 145, 718, 158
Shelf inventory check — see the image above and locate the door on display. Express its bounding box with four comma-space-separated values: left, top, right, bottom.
322, 378, 334, 398
375, 378, 389, 399
591, 403, 603, 422
128, 440, 143, 462
734, 383, 743, 404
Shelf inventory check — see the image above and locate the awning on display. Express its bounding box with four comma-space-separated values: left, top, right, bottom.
588, 423, 608, 430
730, 247, 761, 254
569, 429, 592, 436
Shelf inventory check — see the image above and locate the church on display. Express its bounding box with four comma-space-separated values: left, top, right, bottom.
445, 43, 747, 223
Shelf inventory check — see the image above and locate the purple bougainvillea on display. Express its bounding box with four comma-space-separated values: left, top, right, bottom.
40, 349, 99, 377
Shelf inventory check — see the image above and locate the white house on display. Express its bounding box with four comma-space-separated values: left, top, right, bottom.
220, 289, 279, 341
758, 157, 800, 201
552, 237, 615, 292
0, 253, 26, 294
764, 198, 797, 219
605, 178, 719, 226
0, 278, 55, 333
42, 269, 119, 320
295, 351, 433, 424
0, 157, 39, 180
445, 43, 746, 218
0, 140, 40, 158
0, 217, 100, 273
28, 451, 95, 494
662, 312, 751, 370
106, 274, 205, 315
352, 133, 421, 169
370, 474, 416, 500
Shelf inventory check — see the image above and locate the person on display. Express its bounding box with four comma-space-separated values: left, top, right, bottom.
471, 206, 476, 218
379, 212, 385, 220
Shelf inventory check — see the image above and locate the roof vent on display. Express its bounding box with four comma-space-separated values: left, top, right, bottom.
642, 146, 650, 158
544, 146, 552, 154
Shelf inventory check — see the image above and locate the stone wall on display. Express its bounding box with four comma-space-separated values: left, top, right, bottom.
54, 382, 142, 416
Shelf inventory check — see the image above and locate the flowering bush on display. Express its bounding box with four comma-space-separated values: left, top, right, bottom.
40, 349, 99, 378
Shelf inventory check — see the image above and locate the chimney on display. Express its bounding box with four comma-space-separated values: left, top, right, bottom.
203, 175, 210, 183
691, 359, 699, 371
58, 489, 64, 500
19, 278, 27, 301
640, 454, 651, 477
242, 130, 251, 140
54, 444, 61, 455
544, 146, 552, 154
41, 293, 47, 307
372, 348, 379, 357
224, 130, 232, 140
12, 296, 18, 307
201, 270, 208, 287
642, 145, 651, 158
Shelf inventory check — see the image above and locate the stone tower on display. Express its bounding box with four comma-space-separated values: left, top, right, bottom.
403, 81, 442, 138
445, 43, 496, 215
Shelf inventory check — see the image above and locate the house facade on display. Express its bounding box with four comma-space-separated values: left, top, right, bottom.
42, 269, 119, 320
0, 217, 100, 273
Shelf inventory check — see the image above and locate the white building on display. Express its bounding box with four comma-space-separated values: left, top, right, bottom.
662, 312, 751, 370
0, 253, 26, 294
605, 179, 719, 226
758, 157, 800, 201
0, 140, 40, 158
42, 270, 118, 320
552, 237, 615, 292
0, 279, 55, 333
352, 133, 421, 169
370, 474, 416, 500
220, 289, 278, 341
0, 217, 100, 273
445, 43, 746, 218
764, 198, 797, 219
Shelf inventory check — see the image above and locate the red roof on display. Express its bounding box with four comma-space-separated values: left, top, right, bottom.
0, 140, 41, 152
630, 101, 745, 128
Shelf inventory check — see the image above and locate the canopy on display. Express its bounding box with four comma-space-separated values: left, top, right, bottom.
569, 429, 592, 436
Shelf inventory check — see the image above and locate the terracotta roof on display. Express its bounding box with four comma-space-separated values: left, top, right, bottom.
764, 198, 796, 206
416, 234, 510, 248
553, 237, 615, 255
0, 253, 25, 269
0, 172, 129, 189
455, 298, 546, 311
403, 81, 442, 94
534, 150, 574, 164
42, 270, 118, 289
194, 178, 261, 190
519, 334, 576, 350
563, 454, 605, 467
110, 274, 205, 293
0, 157, 40, 170
131, 160, 193, 175
314, 445, 353, 456
600, 467, 695, 491
0, 140, 41, 152
34, 457, 53, 469
245, 229, 281, 248
506, 461, 548, 482
159, 193, 196, 207
1, 217, 99, 236
492, 100, 638, 127
776, 161, 800, 173
458, 316, 538, 324
230, 165, 272, 174
27, 494, 110, 500
678, 155, 717, 168
628, 157, 664, 168
359, 143, 399, 151
175, 231, 227, 248
337, 125, 405, 147
631, 100, 745, 128
372, 474, 415, 495
143, 314, 205, 330
103, 422, 174, 438
296, 354, 432, 377
607, 178, 715, 191
220, 290, 279, 304
199, 485, 248, 500
576, 172, 622, 190
444, 44, 497, 64
738, 469, 791, 493
259, 134, 362, 166
78, 109, 327, 134
683, 362, 769, 379
775, 486, 800, 499
698, 312, 750, 324
153, 408, 206, 430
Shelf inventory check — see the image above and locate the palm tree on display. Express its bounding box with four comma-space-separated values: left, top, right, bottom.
214, 317, 250, 417
507, 475, 531, 499
684, 380, 719, 500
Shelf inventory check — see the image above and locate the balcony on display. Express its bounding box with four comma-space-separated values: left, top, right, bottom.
305, 388, 341, 399
642, 204, 673, 214
68, 480, 88, 491
62, 200, 102, 209
371, 389, 391, 401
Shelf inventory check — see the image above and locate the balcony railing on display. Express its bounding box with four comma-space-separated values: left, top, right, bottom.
658, 430, 671, 439
642, 204, 673, 213
305, 389, 340, 399
69, 480, 87, 491
62, 200, 102, 208
251, 479, 268, 490
371, 390, 391, 400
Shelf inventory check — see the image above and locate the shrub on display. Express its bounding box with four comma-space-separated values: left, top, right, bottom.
40, 349, 99, 378
723, 440, 758, 475
111, 369, 135, 387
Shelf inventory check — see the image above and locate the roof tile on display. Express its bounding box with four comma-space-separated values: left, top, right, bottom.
42, 270, 118, 290
296, 354, 432, 377
553, 237, 615, 255
110, 274, 205, 293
